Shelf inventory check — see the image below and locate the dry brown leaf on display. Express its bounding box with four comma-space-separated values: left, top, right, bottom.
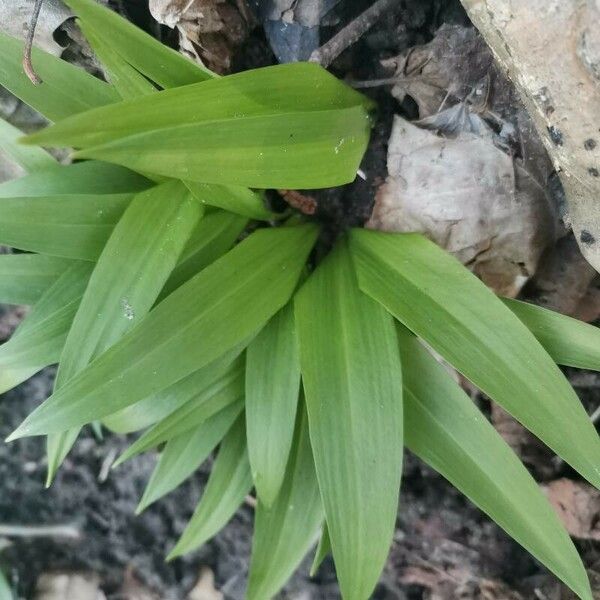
381, 24, 493, 119
34, 572, 106, 600
543, 478, 600, 541
367, 113, 559, 296
149, 0, 251, 73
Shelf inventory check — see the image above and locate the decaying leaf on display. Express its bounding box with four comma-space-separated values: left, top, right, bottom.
370, 23, 568, 297
381, 24, 494, 118
543, 479, 600, 542
368, 113, 559, 296
149, 0, 252, 73
459, 0, 600, 274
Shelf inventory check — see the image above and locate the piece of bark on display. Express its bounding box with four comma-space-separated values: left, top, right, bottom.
459, 0, 600, 273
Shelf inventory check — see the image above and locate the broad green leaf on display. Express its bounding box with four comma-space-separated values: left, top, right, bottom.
46, 180, 201, 483
114, 359, 244, 465
167, 414, 252, 559
158, 210, 247, 301
74, 106, 370, 189
398, 325, 592, 600
136, 402, 243, 513
294, 239, 403, 600
504, 298, 600, 371
185, 182, 273, 221
0, 32, 118, 122
64, 0, 214, 89
9, 225, 318, 439
246, 302, 301, 506
0, 161, 150, 198
78, 20, 156, 100
0, 262, 92, 394
0, 193, 133, 260
0, 118, 56, 173
103, 338, 247, 435
0, 254, 73, 305
25, 62, 370, 149
350, 229, 600, 490
310, 525, 331, 577
247, 406, 323, 600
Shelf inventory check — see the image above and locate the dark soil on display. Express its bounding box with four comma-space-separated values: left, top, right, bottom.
1, 0, 599, 599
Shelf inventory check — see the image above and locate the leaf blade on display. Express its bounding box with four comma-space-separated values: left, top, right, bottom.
398, 325, 592, 600
0, 32, 118, 121
295, 239, 403, 600
247, 406, 323, 600
504, 298, 600, 371
137, 401, 243, 513
64, 0, 214, 88
167, 414, 253, 559
9, 225, 317, 438
46, 180, 201, 481
246, 302, 301, 506
351, 229, 600, 489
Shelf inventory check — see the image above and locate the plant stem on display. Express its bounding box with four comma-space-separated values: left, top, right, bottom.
23, 0, 45, 85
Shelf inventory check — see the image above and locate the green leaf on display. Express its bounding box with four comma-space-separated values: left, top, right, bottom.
0, 254, 73, 305
0, 161, 150, 198
504, 298, 600, 371
136, 401, 243, 513
64, 0, 214, 89
184, 182, 273, 221
310, 525, 331, 577
103, 337, 247, 436
158, 210, 247, 301
25, 62, 370, 149
114, 358, 244, 465
77, 106, 370, 189
350, 229, 600, 490
46, 180, 201, 483
0, 262, 92, 394
0, 118, 56, 173
247, 406, 323, 600
0, 32, 118, 122
398, 324, 592, 600
77, 19, 157, 100
294, 239, 403, 600
167, 414, 252, 559
246, 302, 301, 506
0, 192, 133, 260
9, 225, 318, 439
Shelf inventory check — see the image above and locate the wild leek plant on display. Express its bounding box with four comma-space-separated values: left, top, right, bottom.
0, 1, 599, 599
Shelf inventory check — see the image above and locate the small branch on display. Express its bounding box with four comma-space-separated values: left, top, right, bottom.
23, 0, 45, 85
309, 0, 400, 68
0, 523, 81, 540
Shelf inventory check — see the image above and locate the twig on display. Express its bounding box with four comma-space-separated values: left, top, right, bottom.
0, 523, 81, 540
23, 0, 45, 85
309, 0, 400, 68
